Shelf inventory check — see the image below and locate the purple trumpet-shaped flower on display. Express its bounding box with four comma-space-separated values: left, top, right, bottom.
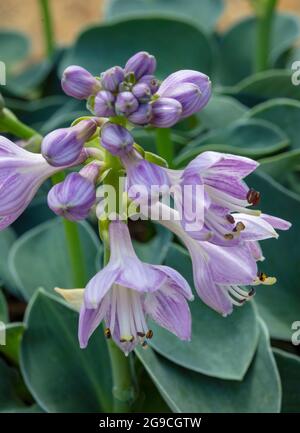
47, 162, 100, 221
115, 91, 139, 116
125, 51, 157, 80
100, 66, 125, 92
94, 90, 116, 117
101, 122, 134, 156
149, 202, 287, 316
61, 66, 100, 100
0, 136, 64, 230
41, 119, 97, 167
61, 221, 193, 354
150, 97, 182, 128
158, 69, 212, 118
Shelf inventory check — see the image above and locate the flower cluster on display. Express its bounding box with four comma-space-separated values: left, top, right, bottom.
0, 51, 291, 355
62, 51, 211, 128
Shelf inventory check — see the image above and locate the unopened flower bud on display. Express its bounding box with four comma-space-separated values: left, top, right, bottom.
150, 98, 182, 128
115, 91, 139, 116
61, 66, 100, 100
132, 83, 151, 102
139, 75, 160, 94
101, 122, 134, 156
41, 119, 97, 167
163, 83, 204, 118
101, 66, 125, 92
94, 90, 116, 117
47, 172, 96, 221
124, 51, 156, 80
128, 103, 152, 125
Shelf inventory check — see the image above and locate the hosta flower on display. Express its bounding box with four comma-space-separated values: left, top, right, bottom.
56, 220, 193, 354
0, 136, 64, 230
47, 162, 100, 221
150, 203, 288, 316
100, 122, 134, 156
124, 51, 157, 80
61, 65, 101, 100
41, 119, 97, 167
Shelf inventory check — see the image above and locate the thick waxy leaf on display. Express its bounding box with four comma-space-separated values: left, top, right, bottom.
174, 118, 288, 168
60, 17, 213, 79
20, 290, 113, 413
105, 0, 224, 33
247, 98, 300, 149
260, 150, 300, 196
225, 70, 300, 107
218, 14, 300, 86
0, 323, 24, 365
197, 95, 248, 130
0, 290, 8, 323
0, 228, 17, 291
273, 349, 300, 413
8, 218, 101, 301
148, 244, 259, 380
136, 321, 281, 413
0, 357, 25, 413
0, 31, 30, 70
249, 172, 300, 340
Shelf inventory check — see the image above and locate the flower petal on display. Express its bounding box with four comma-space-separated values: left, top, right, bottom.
54, 288, 84, 311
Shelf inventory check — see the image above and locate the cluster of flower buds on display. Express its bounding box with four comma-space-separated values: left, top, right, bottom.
61, 51, 212, 128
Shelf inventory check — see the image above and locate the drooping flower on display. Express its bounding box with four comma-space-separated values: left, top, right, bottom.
41, 119, 97, 167
61, 65, 101, 100
57, 220, 193, 354
0, 136, 65, 230
148, 202, 287, 316
47, 162, 100, 221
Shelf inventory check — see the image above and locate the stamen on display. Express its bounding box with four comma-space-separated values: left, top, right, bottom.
224, 233, 234, 240
137, 332, 145, 337
146, 329, 153, 339
247, 188, 261, 206
104, 328, 111, 339
226, 214, 235, 224
233, 222, 246, 232
248, 287, 256, 297
258, 271, 267, 282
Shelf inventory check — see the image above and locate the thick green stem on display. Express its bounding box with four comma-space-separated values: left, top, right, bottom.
155, 128, 174, 167
254, 0, 278, 72
51, 172, 87, 288
39, 0, 55, 58
0, 108, 42, 144
100, 149, 136, 413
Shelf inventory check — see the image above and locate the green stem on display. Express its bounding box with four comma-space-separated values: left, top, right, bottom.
0, 108, 42, 143
39, 0, 55, 57
254, 0, 278, 72
51, 172, 87, 288
155, 128, 174, 167
100, 149, 136, 413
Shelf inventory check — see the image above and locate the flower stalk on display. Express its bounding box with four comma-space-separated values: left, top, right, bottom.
39, 0, 55, 58
155, 127, 173, 167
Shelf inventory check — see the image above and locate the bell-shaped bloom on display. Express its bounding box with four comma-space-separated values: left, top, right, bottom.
101, 122, 134, 156
150, 97, 182, 127
94, 90, 116, 117
41, 119, 97, 167
125, 51, 157, 80
47, 162, 100, 221
157, 69, 211, 118
57, 221, 193, 354
149, 202, 282, 316
0, 136, 64, 230
61, 65, 100, 100
100, 66, 124, 92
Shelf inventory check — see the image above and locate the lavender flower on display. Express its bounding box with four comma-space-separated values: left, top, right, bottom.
61, 66, 100, 100
150, 97, 182, 127
115, 92, 139, 116
125, 51, 157, 80
41, 119, 97, 167
47, 162, 99, 221
0, 136, 62, 230
101, 122, 134, 156
94, 90, 116, 117
56, 221, 193, 354
101, 66, 125, 92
